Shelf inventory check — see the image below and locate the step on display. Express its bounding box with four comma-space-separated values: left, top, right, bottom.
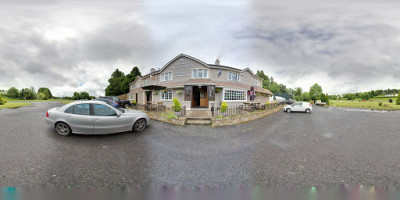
186, 117, 211, 121
185, 119, 212, 125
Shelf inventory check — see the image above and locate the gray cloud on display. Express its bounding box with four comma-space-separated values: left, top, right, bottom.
1, 0, 400, 96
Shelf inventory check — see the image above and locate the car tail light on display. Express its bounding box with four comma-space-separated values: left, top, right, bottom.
46, 112, 49, 117
309, 104, 312, 107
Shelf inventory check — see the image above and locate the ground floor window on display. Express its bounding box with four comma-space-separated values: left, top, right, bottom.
223, 89, 247, 101
161, 90, 173, 100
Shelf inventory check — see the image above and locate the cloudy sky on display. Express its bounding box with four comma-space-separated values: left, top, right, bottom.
1, 0, 400, 96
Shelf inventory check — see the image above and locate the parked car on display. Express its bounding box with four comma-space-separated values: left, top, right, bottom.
284, 102, 312, 113
93, 98, 119, 108
45, 101, 150, 136
99, 96, 132, 108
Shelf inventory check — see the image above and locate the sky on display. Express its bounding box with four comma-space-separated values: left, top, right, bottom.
1, 0, 400, 96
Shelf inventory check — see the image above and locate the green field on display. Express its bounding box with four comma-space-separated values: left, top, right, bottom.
352, 96, 398, 101
330, 100, 400, 110
0, 102, 32, 110
3, 97, 72, 102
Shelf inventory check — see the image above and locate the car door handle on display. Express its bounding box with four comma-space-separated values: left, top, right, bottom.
94, 118, 100, 121
67, 116, 72, 119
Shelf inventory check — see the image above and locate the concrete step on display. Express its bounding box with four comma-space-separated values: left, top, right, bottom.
185, 119, 212, 125
186, 117, 211, 121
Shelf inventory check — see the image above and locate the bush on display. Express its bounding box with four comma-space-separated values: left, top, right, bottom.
37, 92, 45, 100
221, 102, 228, 113
265, 102, 270, 106
172, 97, 181, 112
132, 100, 137, 106
0, 94, 4, 105
379, 102, 382, 106
397, 94, 400, 105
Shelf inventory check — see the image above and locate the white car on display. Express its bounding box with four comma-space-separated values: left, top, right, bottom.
284, 102, 312, 113
45, 101, 150, 136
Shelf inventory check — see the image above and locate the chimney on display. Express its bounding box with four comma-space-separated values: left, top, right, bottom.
215, 59, 220, 65
150, 68, 156, 73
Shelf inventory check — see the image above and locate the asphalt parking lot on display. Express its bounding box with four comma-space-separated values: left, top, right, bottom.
1, 102, 400, 187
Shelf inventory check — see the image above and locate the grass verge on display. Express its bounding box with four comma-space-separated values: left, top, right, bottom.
0, 102, 32, 110
330, 100, 400, 110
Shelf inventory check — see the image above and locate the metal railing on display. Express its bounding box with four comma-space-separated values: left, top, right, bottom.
211, 103, 279, 117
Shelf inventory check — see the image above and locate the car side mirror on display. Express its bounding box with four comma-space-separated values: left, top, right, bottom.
117, 112, 121, 117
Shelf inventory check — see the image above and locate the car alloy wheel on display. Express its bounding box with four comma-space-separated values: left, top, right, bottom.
56, 122, 71, 136
287, 108, 291, 113
133, 119, 147, 132
306, 109, 311, 113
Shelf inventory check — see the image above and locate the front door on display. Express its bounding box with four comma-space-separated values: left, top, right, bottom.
146, 91, 152, 103
192, 86, 208, 108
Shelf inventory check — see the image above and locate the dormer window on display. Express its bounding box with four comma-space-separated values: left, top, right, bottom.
193, 69, 208, 78
254, 79, 260, 86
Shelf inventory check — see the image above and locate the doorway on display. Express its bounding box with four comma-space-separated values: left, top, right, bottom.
146, 91, 152, 103
192, 86, 208, 108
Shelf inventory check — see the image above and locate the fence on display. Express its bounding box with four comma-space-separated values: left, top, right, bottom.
211, 103, 279, 117
132, 104, 186, 117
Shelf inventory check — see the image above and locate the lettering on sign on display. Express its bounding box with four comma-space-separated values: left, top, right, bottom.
172, 58, 191, 77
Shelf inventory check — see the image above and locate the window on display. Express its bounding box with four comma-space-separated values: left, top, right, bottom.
161, 90, 173, 100
144, 79, 149, 85
93, 104, 117, 116
65, 106, 73, 114
228, 72, 239, 82
193, 69, 208, 78
72, 104, 90, 115
137, 82, 141, 87
161, 72, 172, 81
223, 89, 247, 101
254, 79, 259, 86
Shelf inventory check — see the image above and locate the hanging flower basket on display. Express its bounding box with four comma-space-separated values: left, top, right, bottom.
176, 90, 183, 95
215, 88, 222, 93
153, 91, 158, 95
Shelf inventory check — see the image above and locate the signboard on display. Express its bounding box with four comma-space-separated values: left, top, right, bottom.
172, 58, 191, 77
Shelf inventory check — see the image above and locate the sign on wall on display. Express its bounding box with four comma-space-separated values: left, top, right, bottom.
172, 58, 191, 77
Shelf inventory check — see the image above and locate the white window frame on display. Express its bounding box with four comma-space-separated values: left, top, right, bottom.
161, 90, 173, 100
161, 72, 173, 82
222, 88, 247, 102
228, 72, 240, 82
254, 79, 259, 86
193, 69, 209, 78
137, 82, 141, 88
144, 79, 149, 85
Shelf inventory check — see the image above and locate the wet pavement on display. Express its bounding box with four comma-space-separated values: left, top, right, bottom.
0, 102, 400, 187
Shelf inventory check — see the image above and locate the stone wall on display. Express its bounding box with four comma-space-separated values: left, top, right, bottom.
145, 111, 187, 126
211, 105, 283, 127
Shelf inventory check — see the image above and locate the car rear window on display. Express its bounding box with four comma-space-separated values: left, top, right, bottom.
65, 106, 73, 114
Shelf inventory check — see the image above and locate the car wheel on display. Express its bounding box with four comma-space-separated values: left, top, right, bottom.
55, 122, 72, 136
286, 108, 291, 113
305, 109, 311, 113
133, 119, 147, 132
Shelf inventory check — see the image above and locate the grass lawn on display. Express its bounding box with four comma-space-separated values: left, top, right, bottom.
353, 96, 398, 101
0, 102, 32, 110
330, 100, 400, 110
3, 97, 73, 102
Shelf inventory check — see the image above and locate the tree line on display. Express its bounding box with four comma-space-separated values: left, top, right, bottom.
1, 87, 93, 100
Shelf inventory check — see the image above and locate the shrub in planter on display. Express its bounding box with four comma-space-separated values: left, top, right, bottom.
379, 102, 382, 106
132, 100, 137, 106
173, 97, 181, 112
221, 102, 228, 113
389, 99, 393, 103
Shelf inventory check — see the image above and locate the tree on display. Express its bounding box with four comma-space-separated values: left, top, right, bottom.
37, 92, 46, 100
0, 94, 5, 105
105, 68, 126, 96
300, 92, 310, 101
396, 94, 400, 105
19, 87, 36, 99
7, 87, 19, 99
256, 70, 270, 89
309, 83, 323, 101
121, 66, 142, 94
79, 91, 90, 100
72, 92, 80, 100
294, 87, 302, 97
38, 88, 53, 100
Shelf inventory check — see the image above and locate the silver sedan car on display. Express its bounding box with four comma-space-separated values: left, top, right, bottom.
45, 101, 150, 136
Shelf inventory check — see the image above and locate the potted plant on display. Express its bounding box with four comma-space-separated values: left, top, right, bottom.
215, 88, 222, 93
176, 90, 183, 95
